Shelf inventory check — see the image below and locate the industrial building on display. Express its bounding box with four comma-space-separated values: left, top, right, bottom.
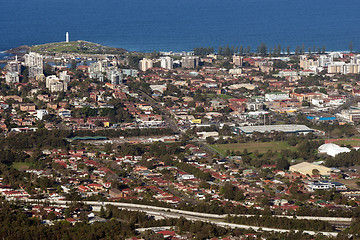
233, 124, 314, 135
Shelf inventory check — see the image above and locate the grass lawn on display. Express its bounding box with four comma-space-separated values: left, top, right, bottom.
12, 162, 33, 171
210, 141, 295, 156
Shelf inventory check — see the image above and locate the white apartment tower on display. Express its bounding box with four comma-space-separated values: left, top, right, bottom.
46, 75, 68, 92
160, 56, 173, 70
24, 52, 43, 78
232, 56, 243, 66
5, 72, 19, 84
139, 58, 153, 71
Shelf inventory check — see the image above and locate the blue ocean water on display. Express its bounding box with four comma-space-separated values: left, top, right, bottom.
1, 0, 359, 52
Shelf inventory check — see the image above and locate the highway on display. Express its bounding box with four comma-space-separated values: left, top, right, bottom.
19, 199, 348, 237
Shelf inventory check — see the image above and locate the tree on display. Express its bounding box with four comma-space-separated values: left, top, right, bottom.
350, 41, 353, 53
100, 206, 106, 218
218, 46, 223, 55
70, 60, 77, 71
239, 46, 244, 55
276, 157, 290, 170
312, 169, 320, 176
195, 106, 204, 113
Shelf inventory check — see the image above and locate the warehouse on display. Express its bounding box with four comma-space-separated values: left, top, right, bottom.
233, 124, 314, 135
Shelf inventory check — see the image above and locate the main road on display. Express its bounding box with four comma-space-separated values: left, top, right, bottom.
19, 198, 348, 237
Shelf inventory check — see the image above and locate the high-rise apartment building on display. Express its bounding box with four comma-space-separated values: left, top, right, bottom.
5, 72, 19, 84
24, 52, 43, 78
232, 56, 243, 66
160, 56, 173, 70
139, 58, 153, 71
181, 56, 199, 69
46, 75, 68, 92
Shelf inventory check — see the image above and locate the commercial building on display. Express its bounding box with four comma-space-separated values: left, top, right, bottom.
289, 162, 331, 176
233, 124, 314, 135
265, 92, 289, 101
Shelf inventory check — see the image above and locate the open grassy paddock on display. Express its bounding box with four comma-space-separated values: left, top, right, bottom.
210, 141, 295, 156
12, 162, 33, 171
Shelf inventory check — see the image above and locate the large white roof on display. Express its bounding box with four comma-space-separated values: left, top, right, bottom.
238, 124, 313, 134
318, 143, 350, 157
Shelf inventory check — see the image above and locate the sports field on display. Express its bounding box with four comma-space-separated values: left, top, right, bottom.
210, 141, 294, 156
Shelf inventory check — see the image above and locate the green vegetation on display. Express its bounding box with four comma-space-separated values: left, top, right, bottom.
31, 40, 127, 54
210, 141, 295, 155
226, 215, 334, 232
12, 162, 33, 171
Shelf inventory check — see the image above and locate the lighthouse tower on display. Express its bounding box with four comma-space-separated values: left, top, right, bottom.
66, 32, 69, 43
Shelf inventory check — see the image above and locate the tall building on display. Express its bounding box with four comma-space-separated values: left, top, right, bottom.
232, 56, 243, 66
107, 70, 123, 85
59, 71, 71, 82
89, 60, 109, 81
5, 72, 19, 84
160, 56, 173, 70
24, 52, 43, 78
181, 56, 199, 69
46, 75, 68, 92
300, 56, 318, 70
139, 58, 153, 71
6, 59, 21, 73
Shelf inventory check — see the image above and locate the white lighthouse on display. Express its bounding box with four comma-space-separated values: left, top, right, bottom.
66, 32, 69, 43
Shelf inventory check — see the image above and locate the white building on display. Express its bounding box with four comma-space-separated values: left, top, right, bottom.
66, 32, 69, 42
46, 75, 68, 92
36, 109, 48, 120
107, 70, 123, 85
24, 52, 43, 78
160, 56, 173, 70
5, 72, 19, 84
265, 92, 289, 101
318, 143, 350, 157
59, 71, 71, 82
139, 58, 153, 71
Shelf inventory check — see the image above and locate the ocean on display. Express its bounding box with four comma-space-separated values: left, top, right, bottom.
1, 0, 360, 53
